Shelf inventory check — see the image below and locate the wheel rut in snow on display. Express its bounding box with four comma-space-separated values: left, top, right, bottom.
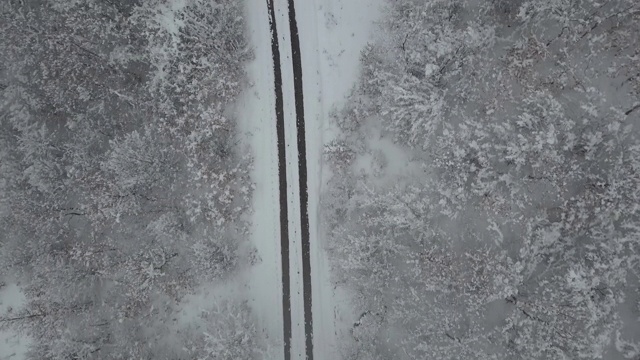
285, 1, 314, 359
266, 0, 292, 359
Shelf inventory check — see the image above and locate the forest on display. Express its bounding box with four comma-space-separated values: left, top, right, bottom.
324, 0, 640, 359
2, 0, 640, 359
0, 0, 269, 358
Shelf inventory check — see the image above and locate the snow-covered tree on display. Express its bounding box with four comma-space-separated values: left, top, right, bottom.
325, 0, 640, 358
0, 0, 260, 357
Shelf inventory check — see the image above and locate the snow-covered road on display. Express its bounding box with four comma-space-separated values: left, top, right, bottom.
241, 1, 382, 359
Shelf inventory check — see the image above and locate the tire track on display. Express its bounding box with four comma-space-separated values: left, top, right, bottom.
265, 1, 292, 359
285, 1, 314, 359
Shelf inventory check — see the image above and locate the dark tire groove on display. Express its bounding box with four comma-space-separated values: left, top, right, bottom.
286, 1, 314, 359
266, 1, 292, 359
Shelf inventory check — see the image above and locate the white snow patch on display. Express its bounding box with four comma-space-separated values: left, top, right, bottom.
147, 0, 186, 91
0, 284, 24, 315
0, 283, 31, 360
424, 63, 439, 77
353, 122, 415, 186
155, 0, 186, 47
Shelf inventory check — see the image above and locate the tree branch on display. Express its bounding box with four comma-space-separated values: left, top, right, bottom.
445, 332, 461, 342
0, 313, 45, 322
625, 103, 640, 116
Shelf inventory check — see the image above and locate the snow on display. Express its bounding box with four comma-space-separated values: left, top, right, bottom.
237, 1, 285, 357
294, 0, 384, 359
147, 0, 186, 91
353, 118, 416, 186
1, 0, 385, 358
154, 0, 186, 48
0, 283, 31, 360
239, 0, 384, 358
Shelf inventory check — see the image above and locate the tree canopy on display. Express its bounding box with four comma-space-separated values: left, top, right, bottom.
325, 0, 640, 358
0, 0, 264, 358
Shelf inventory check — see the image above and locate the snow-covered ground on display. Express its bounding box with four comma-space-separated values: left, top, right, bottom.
239, 1, 285, 357
0, 283, 30, 360
295, 1, 384, 359
240, 0, 384, 358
